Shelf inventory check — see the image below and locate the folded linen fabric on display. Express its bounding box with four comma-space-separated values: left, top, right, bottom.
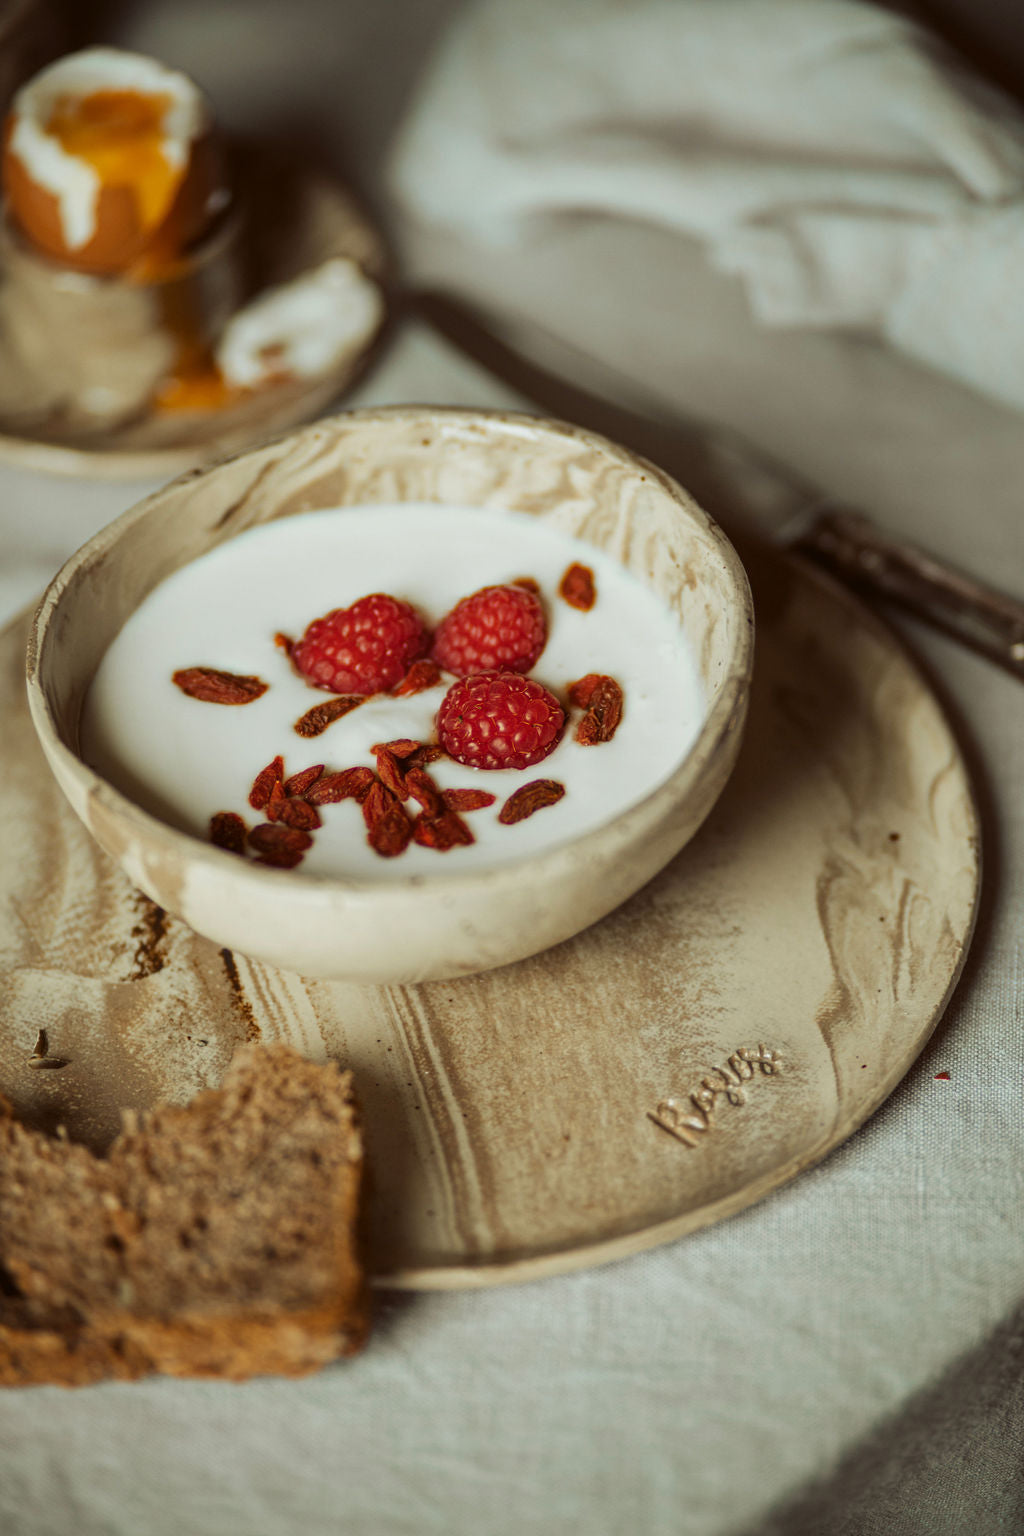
390, 0, 1024, 414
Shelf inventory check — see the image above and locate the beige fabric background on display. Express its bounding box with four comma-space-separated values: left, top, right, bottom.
0, 4, 1022, 1534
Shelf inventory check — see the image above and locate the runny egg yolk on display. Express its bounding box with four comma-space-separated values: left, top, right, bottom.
45, 88, 180, 235
153, 356, 234, 413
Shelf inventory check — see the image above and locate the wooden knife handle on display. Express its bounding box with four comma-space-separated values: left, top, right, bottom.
796, 508, 1024, 681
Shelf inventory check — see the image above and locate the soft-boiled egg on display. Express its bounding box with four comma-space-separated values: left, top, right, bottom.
2, 47, 229, 275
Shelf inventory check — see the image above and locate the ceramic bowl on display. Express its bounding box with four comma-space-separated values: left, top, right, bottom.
26, 406, 753, 983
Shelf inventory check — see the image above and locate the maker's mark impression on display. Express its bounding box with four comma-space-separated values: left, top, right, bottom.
649, 1045, 782, 1149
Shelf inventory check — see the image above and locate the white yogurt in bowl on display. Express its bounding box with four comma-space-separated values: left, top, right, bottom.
81, 503, 705, 880
29, 406, 752, 982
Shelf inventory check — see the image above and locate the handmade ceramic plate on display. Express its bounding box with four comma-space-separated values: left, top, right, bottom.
0, 547, 980, 1284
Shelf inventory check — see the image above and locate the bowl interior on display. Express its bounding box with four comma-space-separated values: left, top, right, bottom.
33, 407, 751, 782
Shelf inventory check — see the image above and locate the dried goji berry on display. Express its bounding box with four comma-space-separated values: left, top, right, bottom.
369, 807, 414, 857
172, 667, 269, 705
442, 788, 496, 812
567, 673, 602, 708
361, 780, 413, 857
306, 767, 375, 805
498, 779, 566, 825
249, 755, 284, 810
283, 763, 324, 797
254, 846, 305, 869
372, 745, 409, 800
573, 676, 624, 744
404, 766, 445, 817
294, 695, 364, 738
360, 779, 393, 829
558, 563, 596, 612
406, 744, 446, 768
248, 822, 313, 854
278, 798, 321, 831
373, 739, 422, 760
209, 811, 247, 855
248, 822, 313, 867
265, 777, 289, 822
413, 809, 474, 850
391, 659, 443, 696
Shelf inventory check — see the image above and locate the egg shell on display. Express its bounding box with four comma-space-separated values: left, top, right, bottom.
2, 117, 228, 275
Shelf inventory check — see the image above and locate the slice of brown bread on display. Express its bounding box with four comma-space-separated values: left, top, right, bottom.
0, 1042, 368, 1386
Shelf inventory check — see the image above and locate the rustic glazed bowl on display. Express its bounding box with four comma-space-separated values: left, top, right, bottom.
26, 407, 753, 984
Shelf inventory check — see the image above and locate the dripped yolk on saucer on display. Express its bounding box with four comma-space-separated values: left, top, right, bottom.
46, 88, 181, 240
153, 354, 235, 413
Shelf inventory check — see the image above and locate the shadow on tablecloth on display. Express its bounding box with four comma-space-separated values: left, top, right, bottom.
743, 1299, 1024, 1536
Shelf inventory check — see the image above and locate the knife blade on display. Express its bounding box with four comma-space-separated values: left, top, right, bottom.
412, 290, 1024, 681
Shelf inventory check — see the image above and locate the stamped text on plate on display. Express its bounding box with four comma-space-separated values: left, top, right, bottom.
649, 1045, 782, 1148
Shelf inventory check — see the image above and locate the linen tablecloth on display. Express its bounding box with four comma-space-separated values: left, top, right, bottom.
1, 312, 1021, 1536
1, 2, 1023, 1533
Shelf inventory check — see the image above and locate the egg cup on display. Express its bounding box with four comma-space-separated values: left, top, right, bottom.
0, 44, 388, 474
0, 198, 244, 429
0, 144, 388, 474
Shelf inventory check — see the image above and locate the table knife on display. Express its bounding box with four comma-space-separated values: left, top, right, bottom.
413, 291, 1024, 682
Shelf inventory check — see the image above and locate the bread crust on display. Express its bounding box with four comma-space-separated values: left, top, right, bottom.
0, 1301, 368, 1387
0, 1045, 369, 1387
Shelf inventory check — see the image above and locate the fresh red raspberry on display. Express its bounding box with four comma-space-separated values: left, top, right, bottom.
436, 671, 565, 771
432, 583, 547, 677
291, 593, 429, 695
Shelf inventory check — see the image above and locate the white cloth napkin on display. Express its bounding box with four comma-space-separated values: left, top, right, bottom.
392, 0, 1024, 414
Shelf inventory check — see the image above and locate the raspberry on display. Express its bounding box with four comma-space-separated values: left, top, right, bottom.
436, 671, 565, 771
432, 584, 547, 677
291, 593, 429, 695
